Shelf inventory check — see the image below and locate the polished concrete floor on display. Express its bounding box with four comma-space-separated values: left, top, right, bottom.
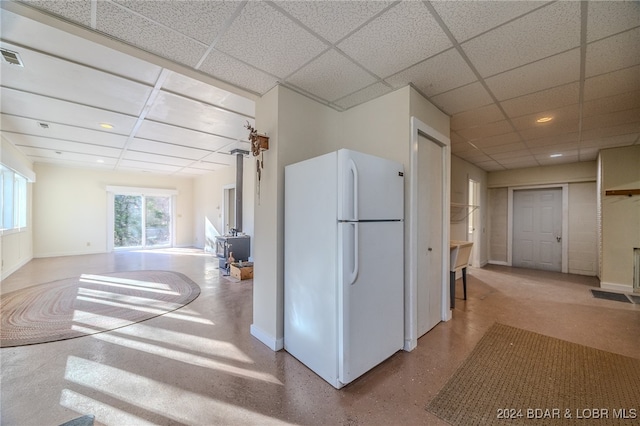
1, 250, 639, 426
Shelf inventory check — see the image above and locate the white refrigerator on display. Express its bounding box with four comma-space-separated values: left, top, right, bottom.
284, 149, 404, 389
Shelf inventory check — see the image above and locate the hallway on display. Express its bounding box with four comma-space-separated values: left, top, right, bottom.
1, 250, 638, 425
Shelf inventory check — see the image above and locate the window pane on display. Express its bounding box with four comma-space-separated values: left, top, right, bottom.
114, 195, 142, 247
2, 168, 14, 230
16, 174, 27, 228
145, 196, 171, 246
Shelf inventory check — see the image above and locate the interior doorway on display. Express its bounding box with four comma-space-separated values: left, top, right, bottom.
223, 184, 236, 235
468, 178, 480, 268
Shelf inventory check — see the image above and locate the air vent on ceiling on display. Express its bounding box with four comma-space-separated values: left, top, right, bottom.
1, 48, 24, 67
38, 122, 50, 129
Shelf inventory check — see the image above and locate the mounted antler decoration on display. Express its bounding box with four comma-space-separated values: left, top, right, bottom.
244, 121, 269, 202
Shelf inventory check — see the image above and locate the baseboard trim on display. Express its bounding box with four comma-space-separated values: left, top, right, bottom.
250, 324, 284, 352
488, 260, 509, 266
1, 256, 32, 281
600, 282, 633, 293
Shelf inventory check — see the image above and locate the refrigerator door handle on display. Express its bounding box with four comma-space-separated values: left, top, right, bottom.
349, 158, 359, 221
348, 222, 359, 285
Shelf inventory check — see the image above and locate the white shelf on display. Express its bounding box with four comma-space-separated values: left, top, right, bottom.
451, 203, 478, 223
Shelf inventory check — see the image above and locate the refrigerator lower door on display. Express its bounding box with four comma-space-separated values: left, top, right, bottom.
338, 221, 404, 386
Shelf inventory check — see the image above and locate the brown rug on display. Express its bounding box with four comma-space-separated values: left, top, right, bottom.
427, 323, 640, 425
1, 270, 200, 347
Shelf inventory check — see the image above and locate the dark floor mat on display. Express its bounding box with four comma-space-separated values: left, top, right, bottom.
591, 289, 631, 303
628, 294, 640, 304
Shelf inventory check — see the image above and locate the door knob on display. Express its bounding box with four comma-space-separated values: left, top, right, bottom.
428, 247, 433, 251
556, 236, 561, 242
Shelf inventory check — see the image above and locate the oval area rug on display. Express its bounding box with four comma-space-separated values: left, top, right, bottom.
1, 270, 200, 347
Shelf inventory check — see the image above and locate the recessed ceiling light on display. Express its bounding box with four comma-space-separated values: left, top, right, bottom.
99, 123, 114, 129
97, 159, 105, 163
550, 153, 563, 158
536, 116, 553, 123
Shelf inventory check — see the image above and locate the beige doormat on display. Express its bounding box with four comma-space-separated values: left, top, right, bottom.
427, 323, 640, 425
1, 270, 200, 347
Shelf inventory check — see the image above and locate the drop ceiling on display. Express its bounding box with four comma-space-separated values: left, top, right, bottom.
1, 0, 639, 176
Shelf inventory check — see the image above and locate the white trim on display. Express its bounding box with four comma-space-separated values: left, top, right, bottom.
250, 324, 284, 351
600, 282, 634, 293
488, 260, 510, 266
1, 255, 31, 281
508, 184, 568, 273
406, 117, 450, 352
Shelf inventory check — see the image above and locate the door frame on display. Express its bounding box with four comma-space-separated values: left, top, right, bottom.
507, 184, 568, 273
222, 183, 236, 235
406, 116, 451, 352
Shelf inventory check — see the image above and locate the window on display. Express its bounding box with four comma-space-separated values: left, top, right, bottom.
1, 164, 27, 232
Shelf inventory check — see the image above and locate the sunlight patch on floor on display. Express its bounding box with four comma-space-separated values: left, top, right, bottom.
60, 389, 157, 426
63, 356, 289, 425
79, 277, 179, 295
80, 274, 174, 290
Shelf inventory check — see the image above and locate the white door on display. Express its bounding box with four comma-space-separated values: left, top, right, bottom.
417, 134, 443, 337
513, 188, 562, 271
468, 179, 480, 267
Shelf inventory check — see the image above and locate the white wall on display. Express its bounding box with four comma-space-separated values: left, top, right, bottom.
250, 85, 450, 350
32, 164, 194, 257
192, 159, 255, 254
486, 162, 598, 276
1, 137, 34, 282
598, 145, 640, 290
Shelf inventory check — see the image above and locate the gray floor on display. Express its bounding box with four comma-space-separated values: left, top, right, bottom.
1, 250, 639, 426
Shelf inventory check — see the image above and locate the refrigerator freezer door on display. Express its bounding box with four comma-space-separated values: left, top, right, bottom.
338, 221, 404, 386
338, 149, 404, 221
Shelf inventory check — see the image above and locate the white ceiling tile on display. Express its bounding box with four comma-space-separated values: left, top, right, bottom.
429, 82, 494, 115
461, 1, 581, 77
473, 160, 505, 172
501, 83, 580, 119
273, 0, 394, 43
21, 147, 117, 165
456, 120, 514, 141
199, 50, 279, 95
581, 133, 639, 148
582, 108, 640, 131
490, 149, 534, 161
586, 27, 640, 78
583, 91, 640, 118
96, 1, 208, 67
451, 104, 505, 131
24, 0, 92, 26
128, 139, 210, 160
511, 105, 581, 132
499, 158, 540, 168
485, 49, 580, 101
333, 82, 393, 110
432, 1, 546, 43
481, 142, 529, 155
338, 1, 451, 78
136, 121, 235, 152
0, 88, 138, 133
1, 10, 162, 85
123, 151, 193, 167
471, 132, 521, 149
0, 114, 128, 148
518, 119, 580, 141
187, 162, 229, 173
286, 49, 376, 102
146, 91, 248, 141
584, 65, 640, 101
201, 152, 235, 166
162, 72, 255, 117
386, 48, 476, 97
215, 1, 327, 78
529, 142, 579, 155
113, 0, 239, 45
587, 0, 640, 42
117, 160, 181, 173
536, 154, 579, 166
1, 43, 153, 116
525, 132, 579, 147
455, 150, 493, 163
9, 134, 122, 158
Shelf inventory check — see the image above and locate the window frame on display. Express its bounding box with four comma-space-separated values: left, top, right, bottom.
0, 164, 28, 235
